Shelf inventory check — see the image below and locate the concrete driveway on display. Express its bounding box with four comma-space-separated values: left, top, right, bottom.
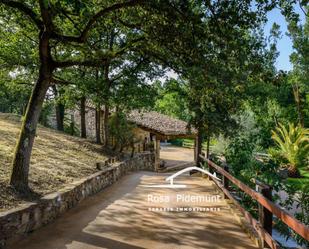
10, 171, 257, 249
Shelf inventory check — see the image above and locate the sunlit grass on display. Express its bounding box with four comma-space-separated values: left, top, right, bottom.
0, 113, 106, 210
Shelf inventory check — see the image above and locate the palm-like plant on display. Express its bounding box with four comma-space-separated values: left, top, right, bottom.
271, 123, 309, 178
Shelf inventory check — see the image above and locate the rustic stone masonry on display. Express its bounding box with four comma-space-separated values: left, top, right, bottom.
0, 152, 155, 249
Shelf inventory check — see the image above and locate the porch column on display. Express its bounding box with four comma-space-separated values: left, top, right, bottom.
194, 137, 197, 162
154, 136, 160, 171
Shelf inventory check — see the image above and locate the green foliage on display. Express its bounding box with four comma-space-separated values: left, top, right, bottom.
270, 123, 309, 170
154, 79, 190, 121
225, 136, 255, 177
63, 117, 80, 136
38, 101, 54, 127
276, 181, 309, 248
0, 71, 32, 115
293, 183, 309, 248
287, 9, 309, 126
108, 112, 137, 152
169, 139, 183, 146
211, 135, 230, 155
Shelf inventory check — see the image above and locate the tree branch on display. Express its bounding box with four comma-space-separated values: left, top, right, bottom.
298, 0, 308, 17
114, 36, 145, 57
51, 76, 74, 85
110, 57, 146, 83
51, 0, 144, 43
0, 0, 43, 29
118, 18, 142, 29
53, 59, 106, 68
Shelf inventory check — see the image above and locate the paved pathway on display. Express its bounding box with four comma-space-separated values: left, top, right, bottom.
10, 172, 258, 249
160, 144, 194, 167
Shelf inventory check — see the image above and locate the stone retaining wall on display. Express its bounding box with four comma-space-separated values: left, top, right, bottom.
0, 152, 155, 248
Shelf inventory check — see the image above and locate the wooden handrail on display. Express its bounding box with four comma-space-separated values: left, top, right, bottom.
213, 178, 281, 249
200, 155, 309, 243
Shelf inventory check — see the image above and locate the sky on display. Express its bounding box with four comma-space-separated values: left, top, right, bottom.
164, 4, 307, 80
264, 4, 306, 72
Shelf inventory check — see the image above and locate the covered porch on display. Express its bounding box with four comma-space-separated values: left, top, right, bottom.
128, 111, 198, 171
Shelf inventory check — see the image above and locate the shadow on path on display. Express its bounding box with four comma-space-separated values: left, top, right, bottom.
10, 171, 258, 249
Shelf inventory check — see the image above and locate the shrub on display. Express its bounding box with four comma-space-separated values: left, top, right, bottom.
270, 123, 309, 178
108, 111, 137, 155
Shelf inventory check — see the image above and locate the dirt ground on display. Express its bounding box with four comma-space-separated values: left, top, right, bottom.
0, 113, 107, 211
160, 144, 194, 167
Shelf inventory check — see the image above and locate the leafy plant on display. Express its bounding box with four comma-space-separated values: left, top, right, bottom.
39, 102, 54, 127
276, 182, 309, 248
270, 123, 309, 178
293, 183, 309, 247
225, 136, 255, 177
108, 111, 138, 156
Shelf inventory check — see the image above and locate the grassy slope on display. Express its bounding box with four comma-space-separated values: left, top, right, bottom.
0, 113, 106, 211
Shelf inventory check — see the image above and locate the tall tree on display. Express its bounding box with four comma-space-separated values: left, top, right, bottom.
0, 0, 144, 191
287, 7, 309, 127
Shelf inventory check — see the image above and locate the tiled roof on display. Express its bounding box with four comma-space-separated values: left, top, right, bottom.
127, 110, 196, 136
85, 100, 196, 137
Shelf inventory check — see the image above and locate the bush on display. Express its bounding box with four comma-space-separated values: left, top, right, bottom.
108, 111, 137, 154
270, 123, 309, 177
169, 139, 183, 146
225, 136, 254, 177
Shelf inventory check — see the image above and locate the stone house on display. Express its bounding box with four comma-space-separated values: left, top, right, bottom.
50, 101, 197, 169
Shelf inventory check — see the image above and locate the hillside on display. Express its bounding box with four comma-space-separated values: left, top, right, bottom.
0, 113, 107, 211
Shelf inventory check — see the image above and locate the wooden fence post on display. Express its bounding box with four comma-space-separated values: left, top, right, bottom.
223, 164, 229, 199
207, 155, 214, 181
256, 180, 273, 248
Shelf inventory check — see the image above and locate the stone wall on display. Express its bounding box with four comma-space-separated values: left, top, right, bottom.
0, 152, 155, 248
70, 107, 97, 139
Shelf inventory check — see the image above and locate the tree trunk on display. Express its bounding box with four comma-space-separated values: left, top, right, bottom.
119, 144, 124, 153
206, 135, 210, 159
292, 83, 305, 127
10, 27, 53, 191
80, 96, 87, 138
10, 77, 50, 190
55, 102, 65, 131
52, 85, 65, 131
102, 104, 109, 147
195, 128, 203, 167
287, 164, 301, 178
95, 106, 101, 144
131, 142, 135, 158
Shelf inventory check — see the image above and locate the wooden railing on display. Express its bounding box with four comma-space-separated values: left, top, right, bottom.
199, 154, 309, 249
182, 141, 209, 150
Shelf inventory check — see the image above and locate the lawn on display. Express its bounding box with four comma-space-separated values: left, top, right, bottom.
0, 113, 107, 211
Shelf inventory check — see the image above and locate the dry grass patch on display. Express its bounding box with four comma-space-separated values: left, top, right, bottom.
0, 113, 107, 211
